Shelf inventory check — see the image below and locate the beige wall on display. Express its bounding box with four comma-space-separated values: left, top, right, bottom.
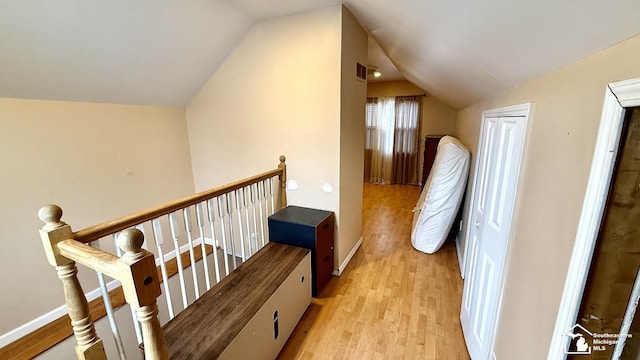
338, 6, 367, 268
455, 34, 640, 359
0, 98, 194, 335
186, 6, 341, 209
367, 80, 456, 137
186, 5, 366, 270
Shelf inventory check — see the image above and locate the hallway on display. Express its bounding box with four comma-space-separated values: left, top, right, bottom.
278, 183, 470, 359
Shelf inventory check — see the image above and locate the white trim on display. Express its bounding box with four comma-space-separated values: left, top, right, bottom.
482, 102, 532, 118
0, 278, 122, 347
611, 77, 640, 107
333, 237, 362, 276
165, 236, 207, 263
548, 77, 640, 359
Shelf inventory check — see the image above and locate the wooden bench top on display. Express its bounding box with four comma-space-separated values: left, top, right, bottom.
162, 242, 310, 359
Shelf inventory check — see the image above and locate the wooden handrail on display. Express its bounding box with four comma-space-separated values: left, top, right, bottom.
75, 165, 284, 243
15, 156, 288, 359
0, 244, 216, 360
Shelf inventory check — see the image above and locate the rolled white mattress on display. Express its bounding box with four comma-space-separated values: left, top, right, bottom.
411, 136, 470, 254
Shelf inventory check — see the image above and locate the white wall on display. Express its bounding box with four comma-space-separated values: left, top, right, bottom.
186, 5, 366, 271
455, 34, 640, 359
0, 98, 194, 336
186, 6, 342, 206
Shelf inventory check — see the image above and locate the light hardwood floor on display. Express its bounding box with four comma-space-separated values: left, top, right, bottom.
277, 183, 470, 359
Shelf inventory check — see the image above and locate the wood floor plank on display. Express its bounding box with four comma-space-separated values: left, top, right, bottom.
277, 183, 469, 359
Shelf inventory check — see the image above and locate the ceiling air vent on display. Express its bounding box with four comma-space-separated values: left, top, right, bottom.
356, 62, 367, 81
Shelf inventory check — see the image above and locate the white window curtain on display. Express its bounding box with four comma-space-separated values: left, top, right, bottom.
393, 96, 422, 185
369, 97, 395, 184
364, 95, 422, 185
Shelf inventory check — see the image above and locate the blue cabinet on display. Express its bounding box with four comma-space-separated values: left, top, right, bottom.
268, 206, 334, 296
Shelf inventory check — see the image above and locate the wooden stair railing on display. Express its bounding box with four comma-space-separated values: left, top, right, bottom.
39, 219, 166, 360
18, 156, 288, 360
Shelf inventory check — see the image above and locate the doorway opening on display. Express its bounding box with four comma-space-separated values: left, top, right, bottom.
570, 107, 640, 359
549, 77, 640, 358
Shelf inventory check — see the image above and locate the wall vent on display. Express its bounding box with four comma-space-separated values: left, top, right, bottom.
356, 62, 367, 81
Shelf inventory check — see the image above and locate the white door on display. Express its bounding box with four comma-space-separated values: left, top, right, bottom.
461, 104, 529, 360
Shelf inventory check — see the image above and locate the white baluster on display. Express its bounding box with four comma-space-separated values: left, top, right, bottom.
92, 240, 127, 360
217, 197, 231, 276
250, 184, 260, 251
262, 180, 269, 217
195, 203, 212, 290
151, 218, 175, 319
169, 212, 189, 309
242, 187, 253, 257
265, 178, 276, 242
235, 189, 246, 263
206, 199, 222, 283
269, 177, 276, 215
113, 233, 143, 345
257, 181, 266, 248
226, 193, 238, 270
183, 208, 200, 298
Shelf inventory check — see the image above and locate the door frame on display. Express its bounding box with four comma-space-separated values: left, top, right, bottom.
460, 103, 531, 278
460, 103, 530, 359
548, 77, 640, 359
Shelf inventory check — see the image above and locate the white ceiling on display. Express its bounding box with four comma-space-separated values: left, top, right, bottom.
1, 0, 640, 109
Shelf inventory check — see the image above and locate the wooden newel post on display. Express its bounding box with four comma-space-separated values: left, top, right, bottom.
278, 155, 287, 208
117, 229, 168, 360
38, 205, 106, 360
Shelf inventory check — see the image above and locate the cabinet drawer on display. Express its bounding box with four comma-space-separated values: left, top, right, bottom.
315, 216, 334, 256
315, 248, 334, 296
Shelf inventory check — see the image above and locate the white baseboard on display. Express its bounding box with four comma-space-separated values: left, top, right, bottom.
332, 237, 362, 276
0, 277, 122, 348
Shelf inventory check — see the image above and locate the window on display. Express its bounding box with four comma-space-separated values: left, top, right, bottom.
364, 95, 422, 185
365, 98, 378, 150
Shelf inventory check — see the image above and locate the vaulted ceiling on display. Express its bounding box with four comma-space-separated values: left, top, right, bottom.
2, 0, 640, 109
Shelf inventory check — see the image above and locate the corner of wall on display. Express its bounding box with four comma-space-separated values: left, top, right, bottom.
337, 3, 367, 269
